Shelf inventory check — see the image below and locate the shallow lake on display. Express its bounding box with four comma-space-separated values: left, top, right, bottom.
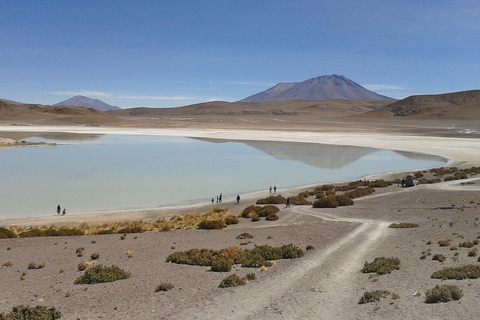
0, 132, 444, 219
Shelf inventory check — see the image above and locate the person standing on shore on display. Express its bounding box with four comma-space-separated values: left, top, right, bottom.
57, 204, 61, 215
273, 186, 277, 194
286, 197, 290, 208
62, 208, 66, 215
236, 195, 240, 203
269, 186, 272, 194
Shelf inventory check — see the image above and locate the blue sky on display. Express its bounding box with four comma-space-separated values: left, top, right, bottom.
1, 1, 479, 108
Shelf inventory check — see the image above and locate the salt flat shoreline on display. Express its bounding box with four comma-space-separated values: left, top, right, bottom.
3, 124, 480, 319
1, 125, 480, 227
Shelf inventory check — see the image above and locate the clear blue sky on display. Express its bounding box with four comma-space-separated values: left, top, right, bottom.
1, 1, 479, 108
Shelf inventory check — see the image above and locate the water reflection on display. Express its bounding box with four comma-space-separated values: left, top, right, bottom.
0, 131, 102, 142
0, 134, 444, 219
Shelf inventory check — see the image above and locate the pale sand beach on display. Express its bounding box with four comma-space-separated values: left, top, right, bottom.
1, 125, 480, 319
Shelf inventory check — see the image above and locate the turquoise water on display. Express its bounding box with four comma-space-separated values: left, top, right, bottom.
0, 133, 444, 219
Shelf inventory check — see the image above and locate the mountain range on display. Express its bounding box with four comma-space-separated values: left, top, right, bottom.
54, 95, 121, 111
240, 75, 392, 102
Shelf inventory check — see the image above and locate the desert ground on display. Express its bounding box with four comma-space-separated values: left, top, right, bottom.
1, 113, 480, 319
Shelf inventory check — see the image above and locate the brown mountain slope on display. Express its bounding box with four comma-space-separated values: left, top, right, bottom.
361, 90, 480, 120
109, 99, 389, 120
0, 101, 122, 125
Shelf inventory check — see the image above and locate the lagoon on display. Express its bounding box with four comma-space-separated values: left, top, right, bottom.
0, 132, 444, 219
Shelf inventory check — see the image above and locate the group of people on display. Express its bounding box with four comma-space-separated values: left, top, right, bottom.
269, 186, 277, 194
210, 193, 242, 204
56, 204, 66, 215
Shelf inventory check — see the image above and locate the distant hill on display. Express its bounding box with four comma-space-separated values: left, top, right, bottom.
365, 90, 480, 119
0, 98, 25, 105
54, 95, 121, 111
0, 100, 122, 125
240, 75, 392, 102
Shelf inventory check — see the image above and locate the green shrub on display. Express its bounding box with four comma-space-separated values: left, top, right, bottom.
459, 241, 474, 248
438, 239, 452, 247
431, 265, 480, 280
265, 213, 279, 221
241, 205, 279, 218
74, 265, 131, 284
389, 223, 419, 228
362, 257, 400, 275
425, 284, 463, 303
335, 195, 354, 206
0, 305, 61, 320
211, 258, 233, 272
219, 274, 248, 288
256, 195, 286, 205
251, 215, 260, 222
312, 195, 338, 208
236, 233, 253, 239
246, 273, 256, 280
0, 227, 16, 239
432, 254, 446, 262
368, 179, 391, 187
197, 219, 227, 230
118, 226, 144, 234
223, 214, 239, 225
358, 290, 391, 304
155, 283, 174, 292
345, 187, 375, 199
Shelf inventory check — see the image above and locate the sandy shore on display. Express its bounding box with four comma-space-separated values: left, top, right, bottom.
1, 124, 480, 319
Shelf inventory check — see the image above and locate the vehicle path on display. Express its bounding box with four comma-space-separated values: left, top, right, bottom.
169, 206, 391, 320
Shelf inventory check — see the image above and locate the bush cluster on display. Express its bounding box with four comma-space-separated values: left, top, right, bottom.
155, 283, 174, 292
197, 219, 227, 230
358, 290, 391, 304
367, 180, 392, 188
425, 284, 463, 303
389, 223, 419, 228
20, 227, 84, 237
240, 205, 280, 219
312, 195, 338, 208
0, 305, 61, 320
0, 227, 16, 239
236, 233, 253, 239
74, 264, 131, 284
166, 244, 304, 271
431, 265, 480, 280
345, 187, 375, 199
219, 274, 248, 288
362, 257, 400, 275
256, 195, 287, 205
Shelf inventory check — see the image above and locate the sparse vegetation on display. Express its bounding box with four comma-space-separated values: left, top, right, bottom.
362, 257, 400, 275
166, 244, 303, 271
236, 233, 253, 239
74, 264, 131, 284
155, 283, 174, 292
389, 223, 419, 228
432, 254, 446, 262
27, 262, 45, 269
256, 195, 286, 205
425, 284, 463, 303
90, 252, 100, 260
431, 265, 480, 280
241, 205, 280, 219
219, 274, 248, 288
358, 290, 391, 304
0, 305, 61, 319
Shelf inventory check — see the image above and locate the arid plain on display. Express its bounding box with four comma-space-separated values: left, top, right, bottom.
1, 97, 480, 319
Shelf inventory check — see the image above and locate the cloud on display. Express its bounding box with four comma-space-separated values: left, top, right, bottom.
227, 81, 276, 87
116, 95, 194, 101
47, 91, 113, 98
364, 85, 405, 91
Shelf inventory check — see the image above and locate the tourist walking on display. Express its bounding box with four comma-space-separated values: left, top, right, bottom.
273, 186, 277, 194
236, 195, 240, 204
286, 197, 290, 208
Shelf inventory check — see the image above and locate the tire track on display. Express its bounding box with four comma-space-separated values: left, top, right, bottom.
169, 206, 391, 320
